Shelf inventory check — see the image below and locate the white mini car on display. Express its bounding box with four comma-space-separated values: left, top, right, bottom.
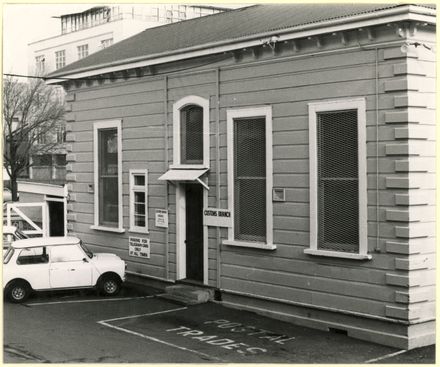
3, 236, 126, 303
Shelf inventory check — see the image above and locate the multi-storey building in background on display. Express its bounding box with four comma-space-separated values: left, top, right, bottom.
28, 4, 229, 75
26, 4, 230, 184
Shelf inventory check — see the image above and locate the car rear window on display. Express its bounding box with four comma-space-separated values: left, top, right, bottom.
17, 247, 49, 265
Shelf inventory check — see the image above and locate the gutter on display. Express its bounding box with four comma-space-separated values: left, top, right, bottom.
46, 5, 435, 83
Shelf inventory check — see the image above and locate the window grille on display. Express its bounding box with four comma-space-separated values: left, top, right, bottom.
317, 110, 359, 253
180, 105, 203, 164
98, 128, 118, 225
234, 117, 266, 242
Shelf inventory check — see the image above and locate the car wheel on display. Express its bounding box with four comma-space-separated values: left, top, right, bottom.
7, 281, 30, 303
99, 275, 121, 296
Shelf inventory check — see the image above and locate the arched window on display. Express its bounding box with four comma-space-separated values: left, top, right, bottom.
180, 105, 203, 164
172, 96, 209, 168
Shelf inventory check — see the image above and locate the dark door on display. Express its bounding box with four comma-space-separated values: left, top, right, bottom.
185, 184, 203, 281
48, 201, 65, 236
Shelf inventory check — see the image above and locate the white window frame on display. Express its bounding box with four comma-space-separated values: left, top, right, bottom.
101, 38, 113, 49
55, 50, 66, 70
129, 169, 149, 233
35, 55, 45, 73
172, 95, 210, 169
306, 97, 370, 260
223, 106, 275, 250
91, 119, 124, 233
77, 44, 89, 60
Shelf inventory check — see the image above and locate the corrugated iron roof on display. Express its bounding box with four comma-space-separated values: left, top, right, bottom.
48, 3, 436, 78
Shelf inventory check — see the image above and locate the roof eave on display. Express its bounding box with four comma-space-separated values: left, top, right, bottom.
46, 5, 436, 84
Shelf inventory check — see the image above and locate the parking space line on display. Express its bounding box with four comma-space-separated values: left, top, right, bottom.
98, 321, 225, 362
98, 306, 225, 362
27, 295, 155, 306
364, 349, 407, 363
100, 306, 187, 323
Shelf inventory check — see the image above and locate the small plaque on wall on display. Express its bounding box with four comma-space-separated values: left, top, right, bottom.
155, 209, 169, 228
272, 188, 286, 202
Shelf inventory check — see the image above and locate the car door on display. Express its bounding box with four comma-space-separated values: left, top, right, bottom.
49, 244, 93, 288
16, 246, 50, 290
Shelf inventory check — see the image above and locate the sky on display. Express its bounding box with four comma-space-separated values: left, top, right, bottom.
2, 3, 248, 77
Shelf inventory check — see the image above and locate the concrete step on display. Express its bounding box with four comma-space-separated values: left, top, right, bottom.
160, 284, 213, 305
157, 293, 202, 306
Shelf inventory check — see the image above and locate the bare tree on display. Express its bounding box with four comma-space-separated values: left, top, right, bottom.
3, 77, 65, 201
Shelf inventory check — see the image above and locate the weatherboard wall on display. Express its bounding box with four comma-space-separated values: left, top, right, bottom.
63, 23, 435, 347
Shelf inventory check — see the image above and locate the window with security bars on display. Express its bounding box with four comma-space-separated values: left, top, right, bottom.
180, 105, 203, 164
98, 128, 118, 226
129, 170, 148, 233
317, 110, 359, 253
234, 117, 266, 242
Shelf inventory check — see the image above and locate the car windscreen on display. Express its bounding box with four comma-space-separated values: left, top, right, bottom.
80, 241, 93, 259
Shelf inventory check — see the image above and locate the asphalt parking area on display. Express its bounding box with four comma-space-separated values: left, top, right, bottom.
97, 297, 406, 363
8, 284, 434, 364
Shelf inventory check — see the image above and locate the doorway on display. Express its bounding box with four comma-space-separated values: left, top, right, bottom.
185, 184, 204, 281
46, 197, 65, 236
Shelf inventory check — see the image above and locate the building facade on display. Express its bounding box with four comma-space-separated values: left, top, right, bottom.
47, 4, 436, 349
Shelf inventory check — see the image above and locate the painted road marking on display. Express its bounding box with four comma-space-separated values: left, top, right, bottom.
27, 295, 155, 306
100, 306, 188, 323
98, 321, 225, 362
204, 319, 295, 344
99, 308, 296, 359
98, 306, 224, 362
163, 319, 295, 356
364, 349, 408, 363
166, 326, 267, 355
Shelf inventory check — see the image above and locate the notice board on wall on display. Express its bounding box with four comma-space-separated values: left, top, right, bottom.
129, 236, 150, 258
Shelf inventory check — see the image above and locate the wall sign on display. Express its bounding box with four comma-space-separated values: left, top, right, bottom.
155, 209, 169, 228
129, 236, 150, 258
203, 208, 232, 227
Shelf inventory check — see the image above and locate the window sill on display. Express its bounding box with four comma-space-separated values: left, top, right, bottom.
169, 164, 208, 170
222, 240, 276, 250
90, 225, 125, 234
304, 249, 372, 260
128, 228, 149, 235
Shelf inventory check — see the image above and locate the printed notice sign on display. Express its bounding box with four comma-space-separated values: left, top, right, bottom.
129, 236, 150, 258
203, 208, 232, 227
155, 209, 169, 228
